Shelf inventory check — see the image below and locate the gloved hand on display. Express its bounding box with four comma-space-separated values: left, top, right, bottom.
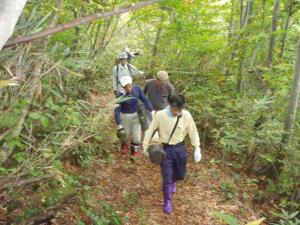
142, 144, 149, 157
117, 125, 126, 142
194, 147, 202, 163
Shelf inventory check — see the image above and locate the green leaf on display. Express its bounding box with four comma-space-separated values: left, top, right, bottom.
113, 96, 136, 104
13, 152, 26, 163
41, 116, 49, 128
0, 167, 9, 176
53, 160, 62, 170
77, 220, 86, 225
30, 112, 41, 120
7, 138, 25, 149
213, 211, 240, 225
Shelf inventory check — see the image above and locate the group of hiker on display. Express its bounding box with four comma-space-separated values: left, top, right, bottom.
111, 49, 202, 214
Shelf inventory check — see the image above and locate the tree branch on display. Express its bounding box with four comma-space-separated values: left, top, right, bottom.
0, 173, 57, 191
4, 0, 163, 48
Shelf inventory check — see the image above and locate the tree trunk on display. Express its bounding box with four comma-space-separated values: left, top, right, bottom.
262, 0, 266, 31
282, 38, 300, 143
90, 16, 120, 59
240, 0, 244, 28
0, 0, 27, 50
237, 0, 252, 93
150, 14, 164, 69
267, 0, 280, 66
279, 0, 293, 59
3, 0, 163, 48
225, 0, 236, 76
90, 23, 102, 53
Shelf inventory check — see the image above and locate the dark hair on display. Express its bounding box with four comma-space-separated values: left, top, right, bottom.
168, 94, 185, 109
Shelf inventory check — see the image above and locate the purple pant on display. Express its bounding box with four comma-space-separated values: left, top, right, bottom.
160, 143, 187, 188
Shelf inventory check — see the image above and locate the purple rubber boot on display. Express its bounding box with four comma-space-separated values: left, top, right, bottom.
163, 184, 173, 214
171, 182, 176, 194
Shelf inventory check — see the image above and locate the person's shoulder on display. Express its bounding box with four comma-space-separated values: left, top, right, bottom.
156, 109, 167, 117
133, 84, 142, 91
127, 63, 137, 69
166, 81, 174, 88
182, 109, 193, 118
145, 79, 155, 85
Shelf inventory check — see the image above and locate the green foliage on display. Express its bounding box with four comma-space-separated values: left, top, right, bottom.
80, 201, 122, 225
214, 211, 265, 225
220, 179, 238, 200
214, 211, 240, 225
121, 191, 140, 212
271, 210, 300, 225
1, 0, 300, 222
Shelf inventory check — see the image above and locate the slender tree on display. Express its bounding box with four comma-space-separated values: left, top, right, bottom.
279, 0, 294, 59
150, 13, 165, 68
237, 0, 253, 92
282, 38, 300, 143
267, 0, 280, 66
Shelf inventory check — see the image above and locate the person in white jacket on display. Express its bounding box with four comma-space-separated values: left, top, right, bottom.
143, 94, 202, 214
112, 52, 144, 96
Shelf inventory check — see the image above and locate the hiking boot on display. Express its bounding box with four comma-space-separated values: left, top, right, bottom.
163, 184, 173, 214
171, 182, 176, 194
130, 143, 140, 161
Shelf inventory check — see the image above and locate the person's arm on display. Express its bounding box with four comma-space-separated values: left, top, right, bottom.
143, 81, 148, 95
114, 105, 122, 125
143, 113, 159, 153
128, 64, 144, 77
186, 112, 202, 163
187, 112, 200, 148
168, 83, 176, 97
112, 66, 118, 93
138, 86, 153, 112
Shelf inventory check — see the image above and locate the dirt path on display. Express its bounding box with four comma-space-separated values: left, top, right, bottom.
58, 93, 263, 225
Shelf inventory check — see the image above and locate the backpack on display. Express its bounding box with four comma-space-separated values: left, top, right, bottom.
116, 64, 133, 88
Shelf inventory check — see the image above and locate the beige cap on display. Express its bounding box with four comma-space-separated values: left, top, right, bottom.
156, 70, 169, 81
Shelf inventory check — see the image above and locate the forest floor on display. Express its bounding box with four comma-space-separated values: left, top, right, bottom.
55, 92, 268, 225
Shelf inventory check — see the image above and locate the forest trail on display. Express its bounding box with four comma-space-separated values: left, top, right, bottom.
57, 92, 263, 225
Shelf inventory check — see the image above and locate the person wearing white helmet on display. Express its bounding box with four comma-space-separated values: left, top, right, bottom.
114, 76, 153, 161
112, 52, 144, 96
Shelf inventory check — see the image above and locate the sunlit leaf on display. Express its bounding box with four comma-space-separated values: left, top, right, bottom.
245, 218, 265, 225
0, 80, 19, 88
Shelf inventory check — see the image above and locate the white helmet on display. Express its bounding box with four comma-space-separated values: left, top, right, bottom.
118, 52, 128, 59
120, 76, 132, 87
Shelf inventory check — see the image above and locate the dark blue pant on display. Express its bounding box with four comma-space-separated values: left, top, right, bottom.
160, 143, 187, 188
